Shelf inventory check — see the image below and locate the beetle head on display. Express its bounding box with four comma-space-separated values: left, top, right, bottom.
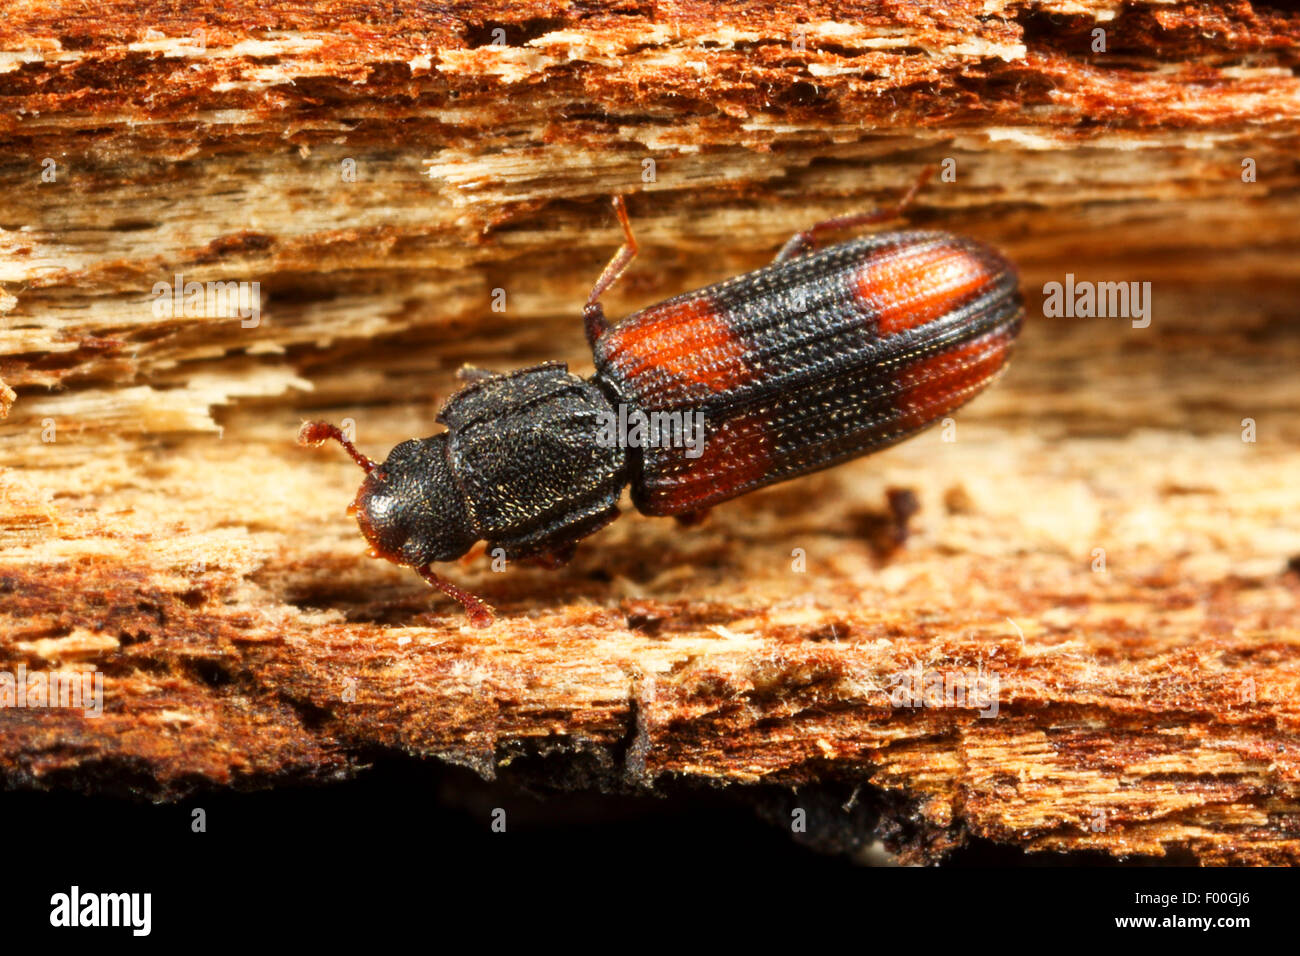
299, 422, 477, 567
351, 436, 477, 565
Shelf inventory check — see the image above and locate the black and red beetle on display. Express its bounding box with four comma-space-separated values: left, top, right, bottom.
300, 171, 1023, 626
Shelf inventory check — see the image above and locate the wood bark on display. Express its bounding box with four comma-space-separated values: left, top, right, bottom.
2, 0, 1300, 864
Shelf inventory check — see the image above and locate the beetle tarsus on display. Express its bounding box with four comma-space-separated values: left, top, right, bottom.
298, 420, 377, 474
417, 564, 494, 627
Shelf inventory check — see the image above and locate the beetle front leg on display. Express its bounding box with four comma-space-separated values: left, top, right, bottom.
773, 166, 934, 264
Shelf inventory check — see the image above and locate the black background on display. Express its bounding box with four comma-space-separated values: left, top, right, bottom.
4, 757, 1282, 942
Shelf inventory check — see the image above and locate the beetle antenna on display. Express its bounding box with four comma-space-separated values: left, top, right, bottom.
298, 421, 377, 473
417, 565, 495, 627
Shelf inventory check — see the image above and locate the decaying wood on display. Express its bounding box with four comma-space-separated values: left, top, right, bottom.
2, 0, 1299, 865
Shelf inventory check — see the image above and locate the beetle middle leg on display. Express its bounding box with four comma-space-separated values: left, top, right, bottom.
584, 195, 639, 349
773, 166, 934, 264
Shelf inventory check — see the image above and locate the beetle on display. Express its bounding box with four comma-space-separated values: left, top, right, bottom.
299, 169, 1024, 626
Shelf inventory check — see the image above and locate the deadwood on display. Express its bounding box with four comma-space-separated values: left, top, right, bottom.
1, 0, 1299, 865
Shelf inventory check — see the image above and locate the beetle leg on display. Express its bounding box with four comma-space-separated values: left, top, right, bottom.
417, 564, 494, 628
584, 195, 639, 347
773, 166, 934, 264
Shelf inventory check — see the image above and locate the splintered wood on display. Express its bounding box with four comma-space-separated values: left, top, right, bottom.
2, 1, 1299, 864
